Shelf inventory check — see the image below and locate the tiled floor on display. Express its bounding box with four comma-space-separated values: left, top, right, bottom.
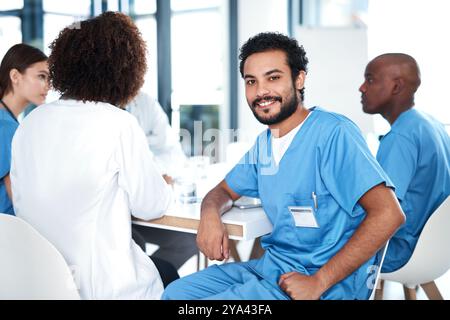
168, 239, 450, 300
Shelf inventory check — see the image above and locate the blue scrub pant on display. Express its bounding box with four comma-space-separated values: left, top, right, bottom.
162, 261, 290, 300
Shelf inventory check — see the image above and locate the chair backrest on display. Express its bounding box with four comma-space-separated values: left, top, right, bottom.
368, 242, 389, 300
0, 214, 80, 299
381, 196, 450, 287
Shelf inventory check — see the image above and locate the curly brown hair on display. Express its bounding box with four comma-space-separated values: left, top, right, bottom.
48, 11, 147, 108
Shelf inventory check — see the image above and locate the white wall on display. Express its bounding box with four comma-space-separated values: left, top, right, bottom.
295, 27, 374, 137
368, 0, 450, 127
236, 2, 374, 143
237, 0, 289, 144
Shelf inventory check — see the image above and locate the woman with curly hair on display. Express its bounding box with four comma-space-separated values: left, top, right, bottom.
10, 12, 175, 299
0, 43, 49, 216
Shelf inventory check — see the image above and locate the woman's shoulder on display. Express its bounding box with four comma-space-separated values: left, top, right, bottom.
0, 111, 18, 138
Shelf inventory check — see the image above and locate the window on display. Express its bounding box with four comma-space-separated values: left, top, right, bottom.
133, 0, 157, 14
42, 0, 91, 102
0, 0, 23, 59
43, 15, 78, 54
172, 91, 224, 161
171, 1, 228, 160
0, 17, 22, 59
171, 10, 224, 94
301, 0, 368, 27
171, 0, 221, 12
180, 104, 220, 159
1, 0, 232, 148
43, 0, 91, 54
135, 18, 158, 99
0, 0, 23, 11
43, 0, 90, 16
130, 0, 158, 99
107, 0, 119, 12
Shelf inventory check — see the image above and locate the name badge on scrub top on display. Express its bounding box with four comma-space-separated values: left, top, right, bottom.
288, 206, 319, 228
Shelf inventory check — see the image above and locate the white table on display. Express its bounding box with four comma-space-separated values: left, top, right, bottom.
133, 162, 272, 267
134, 162, 273, 240
133, 201, 273, 241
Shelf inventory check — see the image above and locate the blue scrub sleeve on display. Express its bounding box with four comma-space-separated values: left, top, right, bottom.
320, 123, 394, 216
0, 121, 17, 179
225, 141, 259, 198
376, 133, 417, 201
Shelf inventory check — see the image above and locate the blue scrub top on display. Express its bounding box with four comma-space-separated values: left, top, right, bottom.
0, 108, 18, 215
226, 107, 394, 299
377, 108, 450, 273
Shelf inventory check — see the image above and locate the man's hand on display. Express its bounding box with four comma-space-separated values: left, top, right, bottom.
278, 272, 326, 300
281, 184, 404, 299
197, 180, 240, 261
196, 210, 229, 261
162, 174, 174, 185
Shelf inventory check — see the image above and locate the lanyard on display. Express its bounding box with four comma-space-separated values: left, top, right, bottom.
0, 99, 19, 124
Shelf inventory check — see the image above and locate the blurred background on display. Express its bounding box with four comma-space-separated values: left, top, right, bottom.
1, 0, 449, 160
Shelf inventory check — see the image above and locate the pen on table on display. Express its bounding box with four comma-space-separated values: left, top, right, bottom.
312, 192, 318, 210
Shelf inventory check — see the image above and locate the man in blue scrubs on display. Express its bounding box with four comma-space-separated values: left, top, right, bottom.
163, 33, 405, 300
360, 53, 450, 273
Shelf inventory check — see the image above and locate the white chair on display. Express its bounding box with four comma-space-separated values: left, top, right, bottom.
0, 214, 80, 300
368, 242, 388, 300
377, 196, 450, 300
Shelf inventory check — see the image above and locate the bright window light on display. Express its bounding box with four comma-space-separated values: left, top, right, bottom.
0, 0, 23, 11
43, 14, 78, 55
171, 10, 224, 95
135, 17, 158, 99
43, 0, 90, 16
171, 0, 221, 12
133, 0, 157, 14
0, 17, 22, 59
368, 0, 450, 130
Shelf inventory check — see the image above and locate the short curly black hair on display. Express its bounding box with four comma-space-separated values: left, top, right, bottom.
48, 11, 147, 108
239, 32, 309, 101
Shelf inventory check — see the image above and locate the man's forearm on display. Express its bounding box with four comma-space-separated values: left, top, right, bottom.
198, 181, 238, 261
313, 184, 404, 294
315, 212, 399, 293
200, 184, 234, 218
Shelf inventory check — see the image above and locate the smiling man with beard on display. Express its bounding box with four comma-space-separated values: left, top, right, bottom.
162, 32, 405, 300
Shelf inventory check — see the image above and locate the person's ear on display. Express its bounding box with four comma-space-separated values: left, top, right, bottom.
9, 69, 21, 86
295, 71, 306, 91
392, 77, 404, 95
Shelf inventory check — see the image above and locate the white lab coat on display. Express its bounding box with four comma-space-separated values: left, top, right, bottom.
126, 92, 186, 176
11, 99, 172, 299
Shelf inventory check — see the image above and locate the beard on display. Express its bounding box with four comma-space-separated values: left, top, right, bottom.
250, 87, 299, 125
